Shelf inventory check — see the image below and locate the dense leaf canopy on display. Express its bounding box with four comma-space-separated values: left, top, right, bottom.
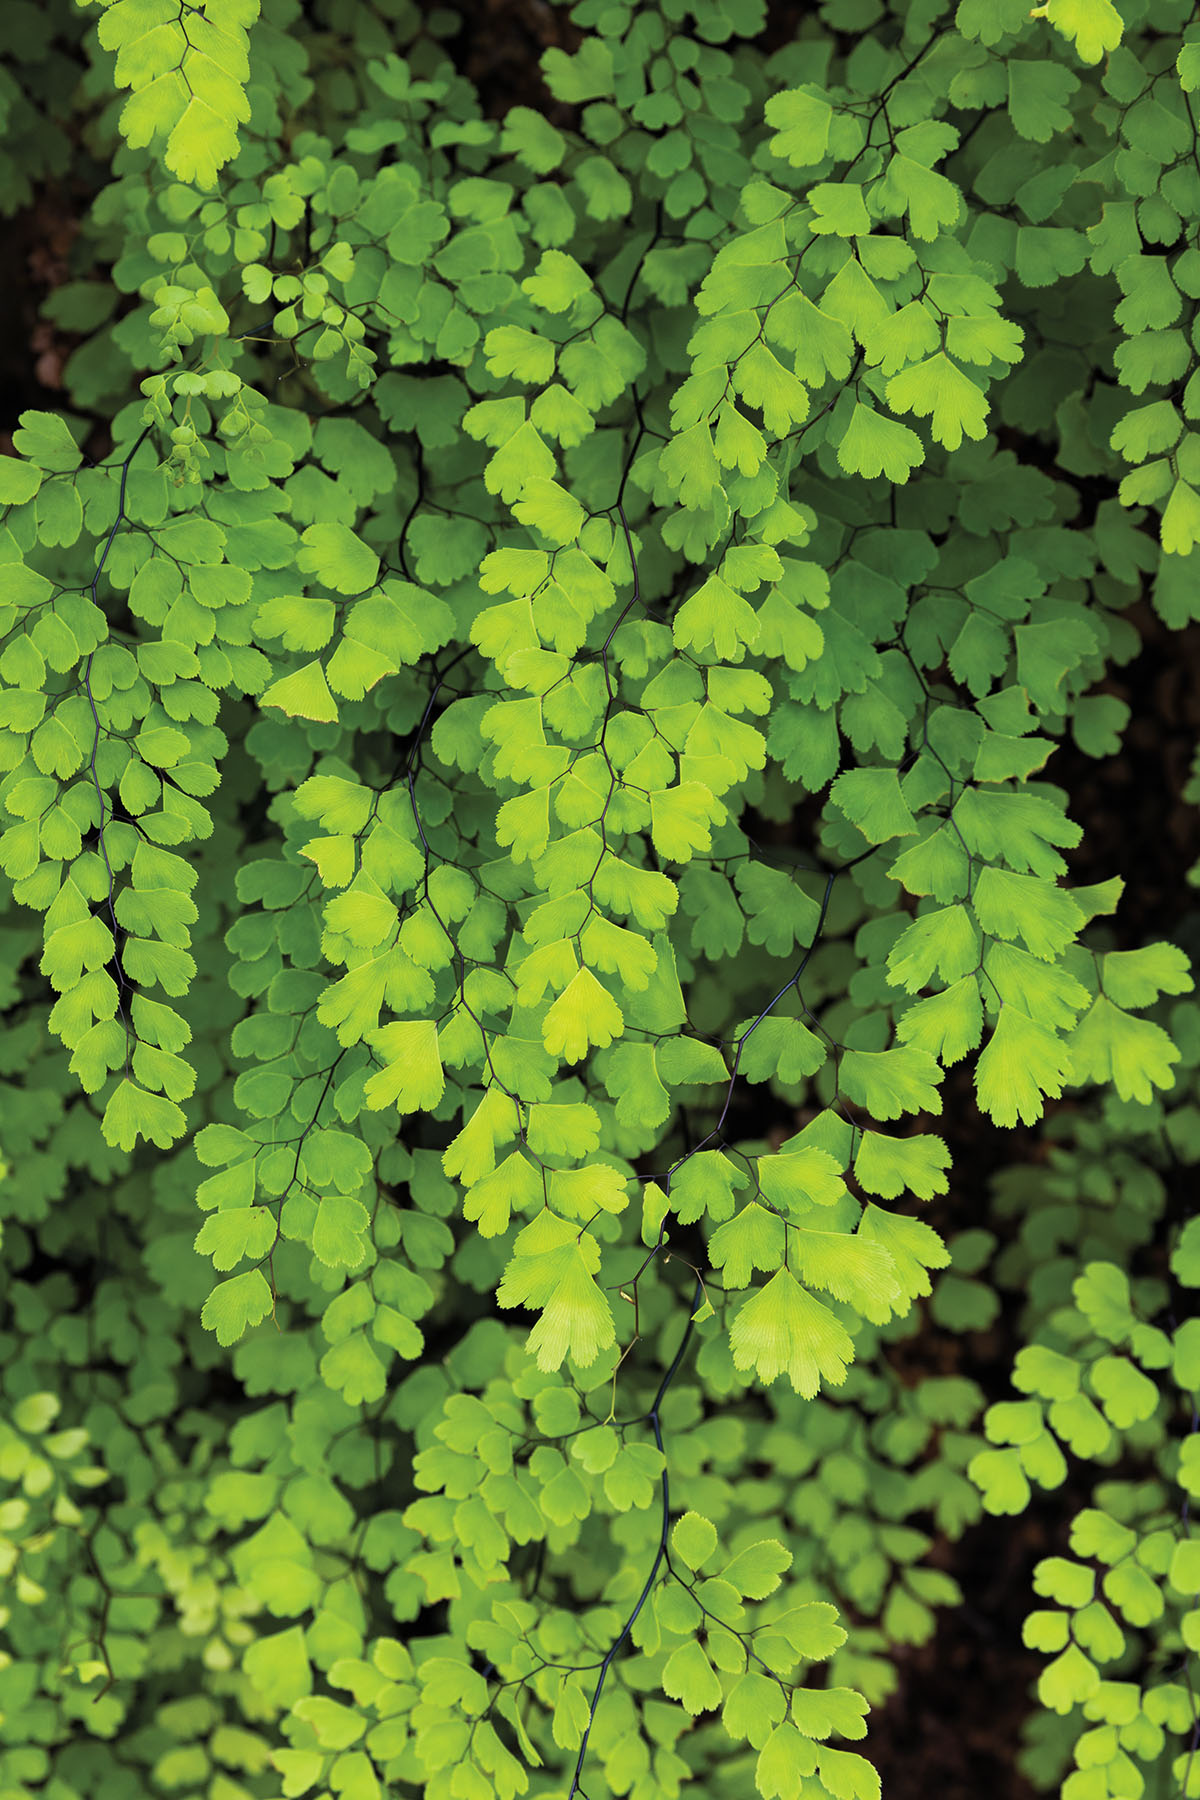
1, 1, 1199, 1798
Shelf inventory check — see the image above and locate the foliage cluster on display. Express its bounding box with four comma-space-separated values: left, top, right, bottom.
1, 0, 1200, 1797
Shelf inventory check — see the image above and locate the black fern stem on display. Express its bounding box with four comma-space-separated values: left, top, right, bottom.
82, 422, 154, 1068
566, 1273, 706, 1800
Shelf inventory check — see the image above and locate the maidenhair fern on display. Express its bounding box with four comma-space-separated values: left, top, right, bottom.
1, 1, 1199, 1797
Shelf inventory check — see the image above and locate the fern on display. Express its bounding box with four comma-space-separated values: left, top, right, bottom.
0, 0, 1198, 1797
